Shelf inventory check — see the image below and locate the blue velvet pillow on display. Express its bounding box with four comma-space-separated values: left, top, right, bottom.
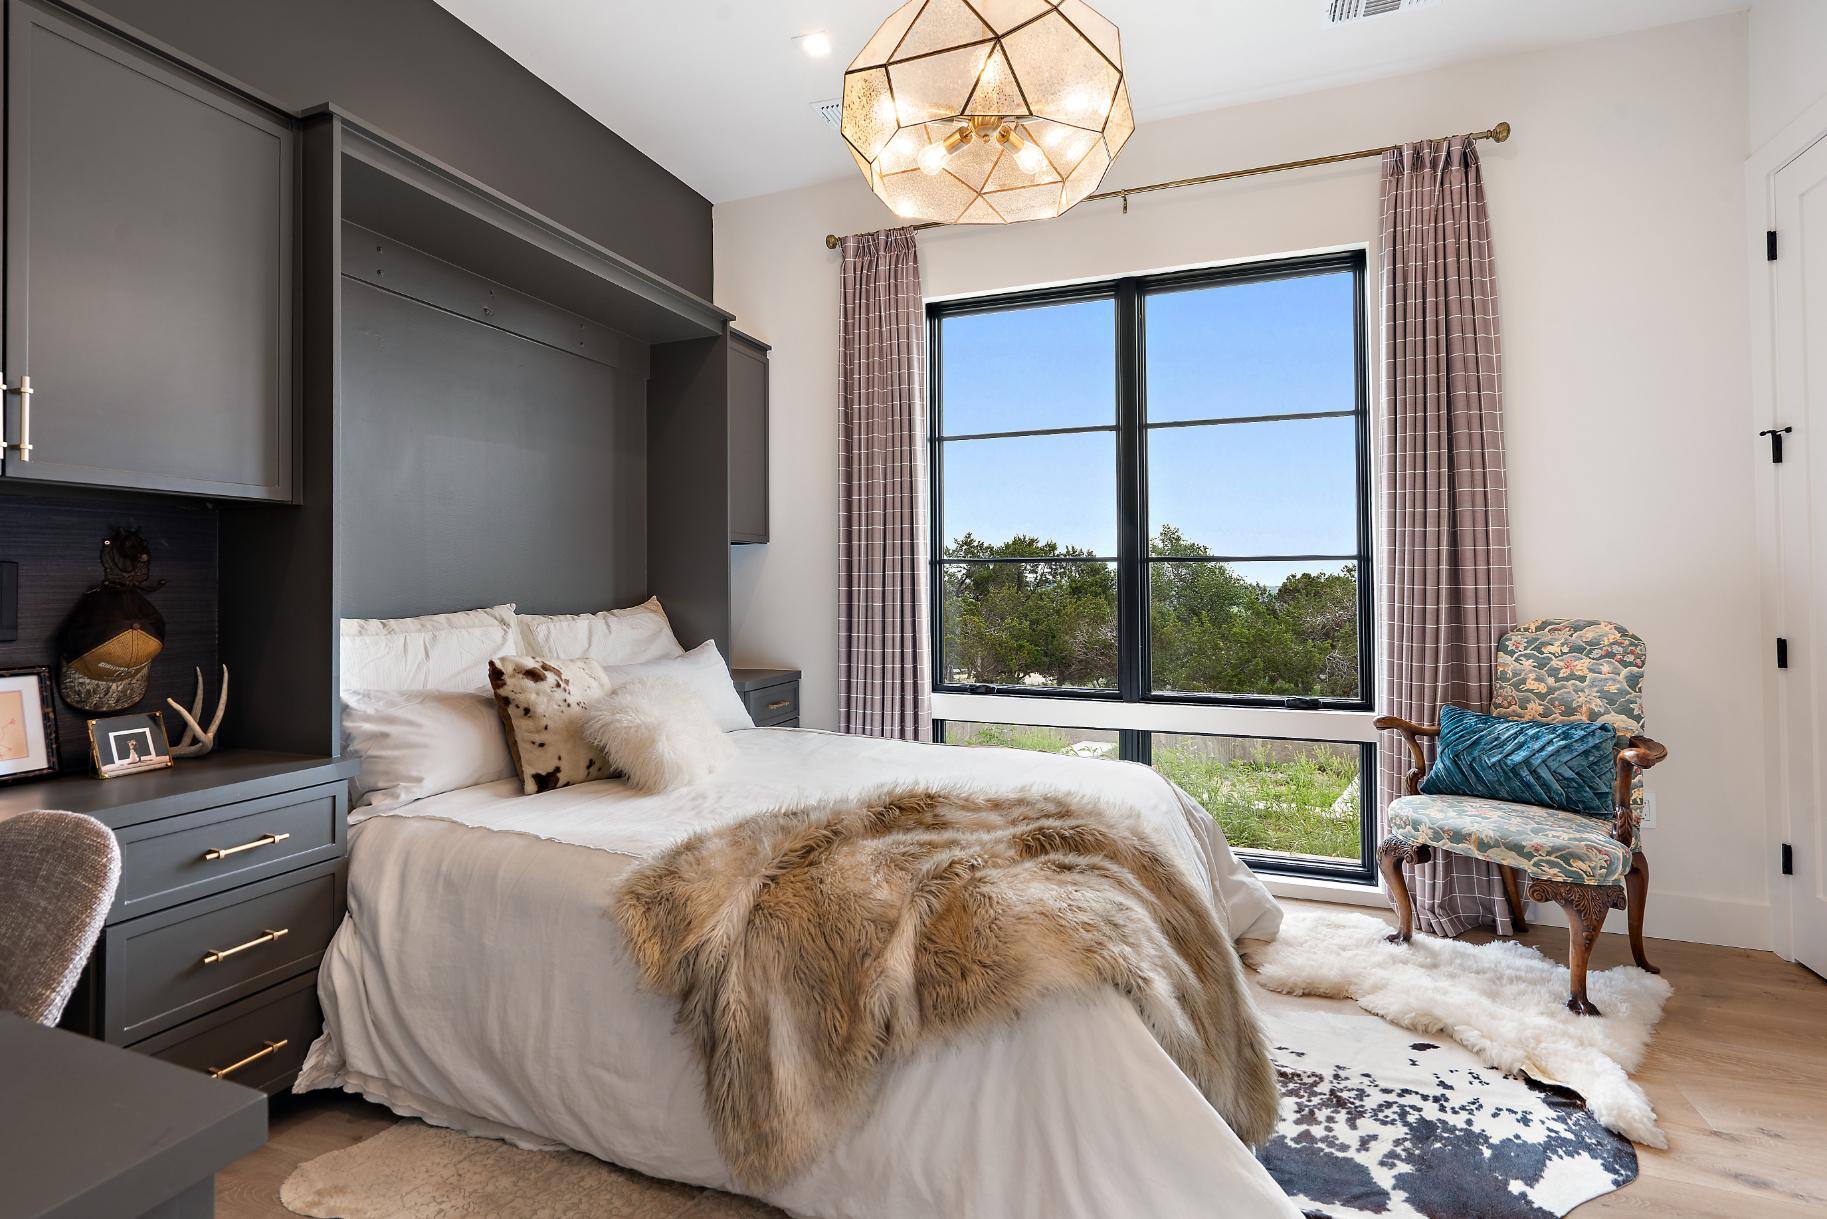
1419, 705, 1618, 816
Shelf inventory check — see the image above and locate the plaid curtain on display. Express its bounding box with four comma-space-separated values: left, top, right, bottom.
1377, 136, 1519, 937
838, 229, 931, 740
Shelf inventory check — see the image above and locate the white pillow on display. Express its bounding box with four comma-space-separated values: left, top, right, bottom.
598, 641, 753, 733
519, 598, 683, 667
341, 688, 515, 813
341, 603, 518, 693
582, 677, 729, 792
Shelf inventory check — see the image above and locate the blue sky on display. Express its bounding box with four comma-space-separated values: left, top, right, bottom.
938, 271, 1361, 585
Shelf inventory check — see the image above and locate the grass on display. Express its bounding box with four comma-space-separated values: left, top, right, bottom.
946, 723, 1360, 861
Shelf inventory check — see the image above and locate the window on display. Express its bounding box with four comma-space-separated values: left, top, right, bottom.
929, 252, 1375, 880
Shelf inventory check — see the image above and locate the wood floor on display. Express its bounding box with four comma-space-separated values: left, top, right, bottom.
219, 900, 1827, 1217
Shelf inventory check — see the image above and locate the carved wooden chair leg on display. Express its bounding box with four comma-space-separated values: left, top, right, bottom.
1377, 839, 1430, 945
1624, 851, 1658, 974
1528, 878, 1625, 1016
1499, 866, 1530, 933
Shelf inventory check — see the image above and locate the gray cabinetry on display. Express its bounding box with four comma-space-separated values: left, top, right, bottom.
2, 0, 295, 499
728, 329, 770, 544
0, 751, 358, 1092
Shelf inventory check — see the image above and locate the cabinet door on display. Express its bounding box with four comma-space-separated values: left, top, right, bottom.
2, 1, 294, 499
728, 331, 769, 543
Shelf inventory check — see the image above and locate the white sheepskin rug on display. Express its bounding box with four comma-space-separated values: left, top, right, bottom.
1244, 908, 1673, 1148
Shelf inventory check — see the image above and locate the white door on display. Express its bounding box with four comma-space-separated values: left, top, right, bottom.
1773, 135, 1827, 978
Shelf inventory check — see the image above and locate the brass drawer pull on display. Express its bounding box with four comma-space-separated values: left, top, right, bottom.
202, 832, 291, 861
766, 699, 791, 711
2, 373, 32, 461
209, 1039, 288, 1079
201, 927, 289, 965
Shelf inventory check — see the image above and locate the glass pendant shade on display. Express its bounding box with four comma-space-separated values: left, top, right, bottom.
841, 0, 1133, 225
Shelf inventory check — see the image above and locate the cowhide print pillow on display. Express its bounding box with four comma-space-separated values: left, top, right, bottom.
487, 656, 613, 795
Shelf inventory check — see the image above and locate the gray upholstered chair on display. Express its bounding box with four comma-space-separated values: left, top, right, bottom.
0, 810, 122, 1025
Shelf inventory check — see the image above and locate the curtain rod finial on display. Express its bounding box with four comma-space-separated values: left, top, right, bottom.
1490, 121, 1511, 143
825, 233, 841, 250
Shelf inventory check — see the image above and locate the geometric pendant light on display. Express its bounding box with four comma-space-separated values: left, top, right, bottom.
840, 0, 1133, 226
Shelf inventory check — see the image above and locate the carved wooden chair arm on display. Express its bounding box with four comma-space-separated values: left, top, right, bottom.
1374, 715, 1439, 796
1610, 734, 1668, 849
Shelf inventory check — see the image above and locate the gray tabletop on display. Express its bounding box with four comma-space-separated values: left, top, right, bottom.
0, 1013, 268, 1219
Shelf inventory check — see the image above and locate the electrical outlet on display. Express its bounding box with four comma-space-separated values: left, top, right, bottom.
1638, 792, 1658, 831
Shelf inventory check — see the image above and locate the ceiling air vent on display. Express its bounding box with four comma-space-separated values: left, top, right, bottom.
812, 98, 844, 132
1328, 0, 1440, 22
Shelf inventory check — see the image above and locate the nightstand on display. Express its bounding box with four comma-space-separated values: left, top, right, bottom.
731, 668, 800, 727
0, 750, 358, 1092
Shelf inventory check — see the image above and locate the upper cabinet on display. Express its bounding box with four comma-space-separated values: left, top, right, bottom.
1, 0, 295, 500
728, 330, 769, 545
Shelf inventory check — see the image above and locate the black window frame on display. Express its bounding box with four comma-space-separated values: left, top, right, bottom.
927, 249, 1375, 712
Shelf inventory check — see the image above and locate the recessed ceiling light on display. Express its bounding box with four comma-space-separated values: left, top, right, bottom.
797, 30, 833, 59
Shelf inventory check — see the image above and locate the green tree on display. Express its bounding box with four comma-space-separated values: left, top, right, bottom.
943, 524, 1358, 697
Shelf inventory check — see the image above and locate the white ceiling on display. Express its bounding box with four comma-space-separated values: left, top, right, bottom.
434, 0, 1748, 204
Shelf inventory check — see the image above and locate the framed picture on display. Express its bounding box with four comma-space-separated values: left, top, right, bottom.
87, 710, 172, 779
0, 666, 58, 784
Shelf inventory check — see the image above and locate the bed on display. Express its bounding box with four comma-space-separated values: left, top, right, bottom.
298, 726, 1299, 1218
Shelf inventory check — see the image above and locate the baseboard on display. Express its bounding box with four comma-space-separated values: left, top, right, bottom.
1522, 891, 1773, 952
1272, 876, 1775, 952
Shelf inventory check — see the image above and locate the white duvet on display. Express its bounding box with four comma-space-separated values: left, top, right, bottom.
298, 728, 1299, 1218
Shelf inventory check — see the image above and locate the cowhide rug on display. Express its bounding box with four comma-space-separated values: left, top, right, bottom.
1260, 999, 1636, 1219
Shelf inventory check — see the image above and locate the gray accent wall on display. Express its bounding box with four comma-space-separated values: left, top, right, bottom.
337, 275, 648, 621
84, 0, 712, 296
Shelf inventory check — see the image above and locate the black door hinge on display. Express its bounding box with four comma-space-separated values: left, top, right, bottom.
1777, 637, 1790, 669
1781, 843, 1794, 876
1768, 230, 1780, 261
1761, 426, 1793, 463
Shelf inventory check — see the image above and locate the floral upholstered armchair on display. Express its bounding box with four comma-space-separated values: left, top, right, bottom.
1374, 619, 1666, 1015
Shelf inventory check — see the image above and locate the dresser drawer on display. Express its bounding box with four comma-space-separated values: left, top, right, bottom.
139, 973, 320, 1094
101, 859, 343, 1044
744, 681, 799, 727
111, 781, 348, 921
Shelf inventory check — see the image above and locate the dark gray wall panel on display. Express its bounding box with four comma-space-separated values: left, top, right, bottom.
338, 277, 646, 621
87, 0, 712, 296
648, 335, 731, 656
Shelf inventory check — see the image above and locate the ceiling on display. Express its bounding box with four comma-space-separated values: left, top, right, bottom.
433, 0, 1749, 204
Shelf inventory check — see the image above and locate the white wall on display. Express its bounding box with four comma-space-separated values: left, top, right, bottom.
715, 15, 1769, 947
1749, 0, 1827, 151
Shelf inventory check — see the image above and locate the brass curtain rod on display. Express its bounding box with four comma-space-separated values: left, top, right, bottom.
823, 121, 1511, 250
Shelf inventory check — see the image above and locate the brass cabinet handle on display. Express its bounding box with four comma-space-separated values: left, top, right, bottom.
2, 373, 32, 461
202, 832, 291, 861
766, 699, 791, 711
209, 1039, 288, 1079
201, 927, 289, 965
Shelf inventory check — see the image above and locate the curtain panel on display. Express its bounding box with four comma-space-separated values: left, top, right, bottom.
1378, 136, 1519, 936
838, 228, 931, 740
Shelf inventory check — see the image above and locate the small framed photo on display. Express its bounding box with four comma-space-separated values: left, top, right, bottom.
88, 711, 172, 779
0, 666, 58, 784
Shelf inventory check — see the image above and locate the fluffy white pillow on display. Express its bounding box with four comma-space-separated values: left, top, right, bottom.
341, 603, 517, 693
519, 598, 683, 667
341, 688, 515, 813
583, 677, 729, 792
598, 641, 753, 732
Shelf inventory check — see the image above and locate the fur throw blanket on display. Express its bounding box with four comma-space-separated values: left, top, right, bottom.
615, 785, 1281, 1188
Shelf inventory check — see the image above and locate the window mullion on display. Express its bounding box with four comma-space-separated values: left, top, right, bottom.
1115, 278, 1146, 702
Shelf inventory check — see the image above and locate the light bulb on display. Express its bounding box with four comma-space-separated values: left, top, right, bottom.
1015, 141, 1047, 174
917, 141, 951, 175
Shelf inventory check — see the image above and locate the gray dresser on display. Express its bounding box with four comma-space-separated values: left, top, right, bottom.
0, 750, 357, 1092
732, 668, 800, 728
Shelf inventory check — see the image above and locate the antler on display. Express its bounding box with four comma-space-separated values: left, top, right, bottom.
167, 665, 228, 758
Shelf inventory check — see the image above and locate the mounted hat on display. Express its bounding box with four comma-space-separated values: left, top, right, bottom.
58, 528, 166, 713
